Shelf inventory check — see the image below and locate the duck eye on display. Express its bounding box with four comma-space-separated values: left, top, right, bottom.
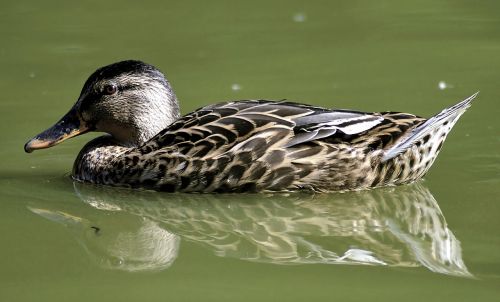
103, 84, 118, 95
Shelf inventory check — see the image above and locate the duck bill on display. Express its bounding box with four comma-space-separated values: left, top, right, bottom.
24, 108, 91, 153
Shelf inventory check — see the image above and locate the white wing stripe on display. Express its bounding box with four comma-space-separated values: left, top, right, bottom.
338, 117, 384, 135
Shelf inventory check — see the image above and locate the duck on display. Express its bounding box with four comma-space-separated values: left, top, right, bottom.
24, 60, 477, 193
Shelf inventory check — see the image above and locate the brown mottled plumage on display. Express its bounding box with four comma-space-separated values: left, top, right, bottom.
24, 60, 477, 192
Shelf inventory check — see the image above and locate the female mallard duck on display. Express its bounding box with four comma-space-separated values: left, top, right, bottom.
24, 60, 477, 192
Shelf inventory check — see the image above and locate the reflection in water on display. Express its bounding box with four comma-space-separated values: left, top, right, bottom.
30, 207, 179, 272
28, 183, 471, 277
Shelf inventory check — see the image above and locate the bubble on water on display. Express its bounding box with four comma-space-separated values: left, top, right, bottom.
438, 81, 454, 90
293, 13, 306, 23
231, 83, 242, 91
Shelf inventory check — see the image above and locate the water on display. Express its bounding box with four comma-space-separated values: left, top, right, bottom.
1, 1, 499, 301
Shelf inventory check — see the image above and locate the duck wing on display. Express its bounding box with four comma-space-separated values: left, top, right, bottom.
286, 110, 384, 147
139, 100, 385, 156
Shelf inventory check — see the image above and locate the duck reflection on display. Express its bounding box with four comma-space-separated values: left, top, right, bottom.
28, 182, 471, 277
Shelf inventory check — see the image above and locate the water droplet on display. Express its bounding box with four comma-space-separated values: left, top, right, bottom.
293, 13, 306, 23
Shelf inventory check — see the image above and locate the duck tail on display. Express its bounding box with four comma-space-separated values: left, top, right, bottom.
381, 92, 478, 162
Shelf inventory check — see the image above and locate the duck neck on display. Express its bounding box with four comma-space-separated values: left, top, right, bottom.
114, 93, 181, 147
132, 95, 181, 146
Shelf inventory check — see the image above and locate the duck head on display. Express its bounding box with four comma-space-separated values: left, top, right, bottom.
24, 60, 180, 153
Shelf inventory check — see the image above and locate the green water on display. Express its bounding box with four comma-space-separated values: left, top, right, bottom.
1, 0, 499, 301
